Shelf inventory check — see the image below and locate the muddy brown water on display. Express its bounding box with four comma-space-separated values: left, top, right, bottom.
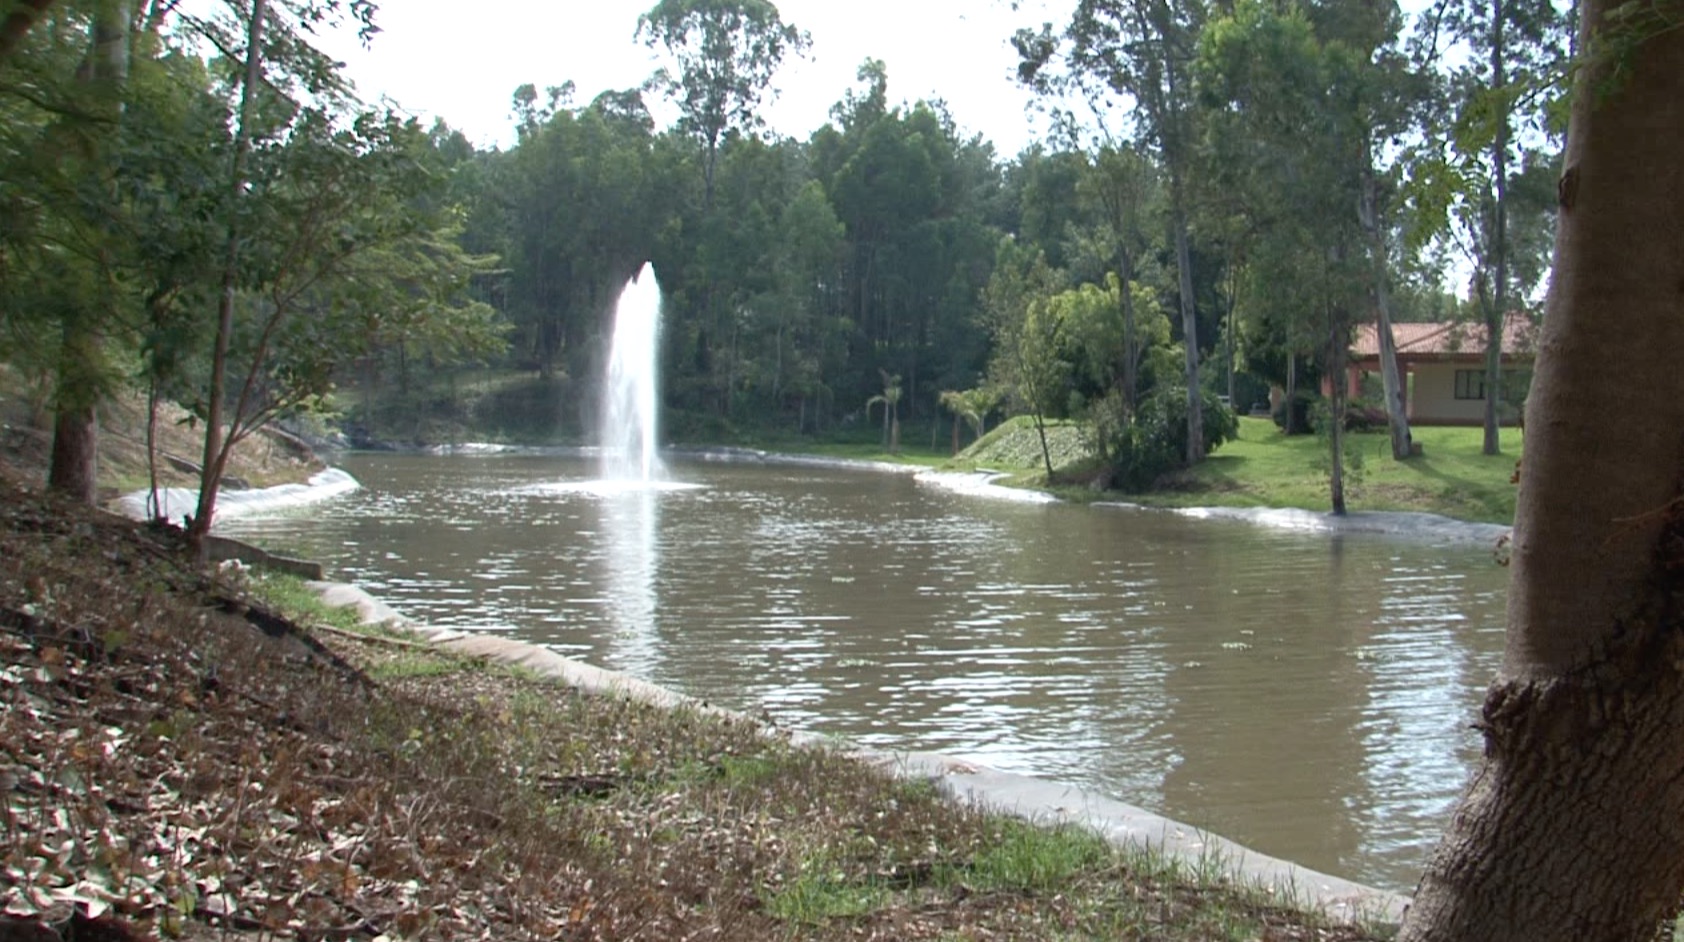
219, 451, 1510, 892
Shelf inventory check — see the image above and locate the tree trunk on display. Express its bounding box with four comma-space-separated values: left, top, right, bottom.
1032, 412, 1054, 480
1171, 188, 1203, 464
1482, 0, 1509, 457
190, 0, 265, 545
1284, 354, 1297, 435
1118, 247, 1140, 413
1360, 149, 1414, 461
1223, 287, 1236, 409
45, 0, 129, 504
1327, 304, 1346, 516
47, 312, 100, 504
1397, 0, 1684, 936
47, 398, 98, 502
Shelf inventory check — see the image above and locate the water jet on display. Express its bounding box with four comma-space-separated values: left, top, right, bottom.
602, 262, 665, 483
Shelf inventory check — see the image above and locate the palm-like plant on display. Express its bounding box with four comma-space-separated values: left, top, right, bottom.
939, 386, 1001, 454
866, 370, 902, 452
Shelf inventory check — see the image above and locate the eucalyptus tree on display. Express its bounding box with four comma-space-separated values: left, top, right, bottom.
663, 131, 817, 418
637, 0, 808, 208
1012, 145, 1089, 271
815, 66, 1003, 424
1077, 145, 1160, 412
983, 237, 1065, 478
500, 87, 662, 381
1016, 0, 1211, 464
1196, 0, 1395, 511
1397, 0, 1684, 935
190, 111, 504, 543
1200, 0, 1425, 464
1411, 0, 1570, 454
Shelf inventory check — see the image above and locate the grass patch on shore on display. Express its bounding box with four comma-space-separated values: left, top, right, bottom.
1133, 418, 1522, 524
0, 483, 1389, 941
958, 415, 1522, 524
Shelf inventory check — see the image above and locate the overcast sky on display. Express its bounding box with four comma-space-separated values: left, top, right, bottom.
307, 0, 1068, 157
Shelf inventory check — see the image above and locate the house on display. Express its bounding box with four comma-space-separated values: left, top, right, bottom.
1345, 315, 1539, 426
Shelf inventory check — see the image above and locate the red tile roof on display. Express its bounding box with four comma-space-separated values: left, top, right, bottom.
1351, 314, 1539, 359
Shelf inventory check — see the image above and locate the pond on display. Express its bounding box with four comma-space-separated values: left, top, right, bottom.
218, 451, 1510, 892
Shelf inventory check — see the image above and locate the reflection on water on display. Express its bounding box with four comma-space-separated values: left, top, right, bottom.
221, 452, 1509, 891
600, 487, 661, 674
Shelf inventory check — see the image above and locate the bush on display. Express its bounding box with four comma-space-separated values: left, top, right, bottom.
1106, 387, 1238, 492
1306, 397, 1390, 435
1272, 389, 1315, 435
1341, 399, 1390, 432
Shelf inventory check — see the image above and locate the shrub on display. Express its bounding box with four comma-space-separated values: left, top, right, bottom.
1105, 387, 1238, 492
1307, 397, 1390, 435
1272, 389, 1315, 435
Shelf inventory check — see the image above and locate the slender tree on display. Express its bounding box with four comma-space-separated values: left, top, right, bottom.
637, 0, 808, 208
1081, 146, 1158, 413
1397, 0, 1684, 935
193, 0, 266, 541
1017, 0, 1210, 465
1414, 0, 1569, 454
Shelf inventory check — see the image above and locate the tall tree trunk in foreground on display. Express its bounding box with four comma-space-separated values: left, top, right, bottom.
46, 0, 129, 504
1397, 0, 1684, 937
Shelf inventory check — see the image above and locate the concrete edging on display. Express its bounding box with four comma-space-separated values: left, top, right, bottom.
308, 580, 1409, 927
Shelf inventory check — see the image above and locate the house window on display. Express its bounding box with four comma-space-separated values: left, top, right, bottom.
1454, 369, 1486, 400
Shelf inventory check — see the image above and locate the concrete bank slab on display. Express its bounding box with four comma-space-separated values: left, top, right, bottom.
116, 468, 360, 526
309, 581, 1409, 927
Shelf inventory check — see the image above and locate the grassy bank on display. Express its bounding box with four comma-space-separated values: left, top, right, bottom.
950, 416, 1521, 525
0, 482, 1386, 940
1132, 418, 1522, 524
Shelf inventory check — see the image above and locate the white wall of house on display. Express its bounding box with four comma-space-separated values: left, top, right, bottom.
1410, 363, 1489, 424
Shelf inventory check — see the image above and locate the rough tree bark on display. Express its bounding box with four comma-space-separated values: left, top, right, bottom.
1397, 0, 1684, 937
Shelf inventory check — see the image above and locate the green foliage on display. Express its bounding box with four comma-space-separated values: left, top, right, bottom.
637, 0, 811, 160
1104, 387, 1239, 492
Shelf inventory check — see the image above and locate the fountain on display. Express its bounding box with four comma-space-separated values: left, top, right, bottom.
601, 262, 666, 482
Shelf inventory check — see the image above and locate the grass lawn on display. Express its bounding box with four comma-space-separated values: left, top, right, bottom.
1135, 417, 1524, 524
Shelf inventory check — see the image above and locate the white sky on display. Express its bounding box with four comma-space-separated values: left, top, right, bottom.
309, 0, 1068, 157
